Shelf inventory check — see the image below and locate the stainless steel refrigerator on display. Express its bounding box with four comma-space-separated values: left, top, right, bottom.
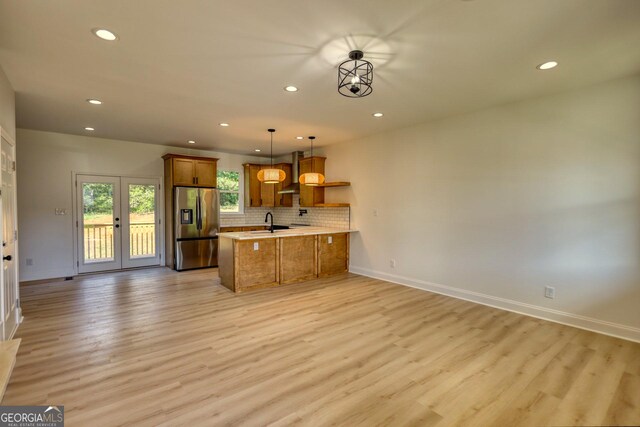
174, 186, 220, 271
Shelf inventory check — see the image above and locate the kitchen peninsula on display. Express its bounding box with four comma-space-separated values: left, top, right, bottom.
218, 227, 357, 293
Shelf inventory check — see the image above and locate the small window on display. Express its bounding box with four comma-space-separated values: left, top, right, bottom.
217, 170, 242, 214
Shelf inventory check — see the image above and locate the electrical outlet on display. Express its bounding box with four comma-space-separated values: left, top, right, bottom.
26, 258, 33, 266
544, 286, 555, 299
328, 236, 333, 244
390, 259, 397, 268
253, 242, 259, 251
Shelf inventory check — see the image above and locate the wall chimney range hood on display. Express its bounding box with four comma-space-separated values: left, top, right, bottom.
278, 151, 304, 194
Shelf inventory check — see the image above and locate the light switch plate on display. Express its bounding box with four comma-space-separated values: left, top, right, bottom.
253, 242, 259, 251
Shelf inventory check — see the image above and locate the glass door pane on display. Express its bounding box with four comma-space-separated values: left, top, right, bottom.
121, 177, 161, 269
77, 175, 122, 273
83, 182, 116, 263
128, 183, 156, 259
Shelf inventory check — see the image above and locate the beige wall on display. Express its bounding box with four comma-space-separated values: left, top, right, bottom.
16, 129, 265, 281
322, 74, 640, 340
0, 65, 15, 139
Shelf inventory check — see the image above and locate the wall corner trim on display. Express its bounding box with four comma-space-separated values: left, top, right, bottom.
348, 266, 640, 343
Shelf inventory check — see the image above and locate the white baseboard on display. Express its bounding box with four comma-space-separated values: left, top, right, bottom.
20, 267, 75, 283
349, 266, 640, 343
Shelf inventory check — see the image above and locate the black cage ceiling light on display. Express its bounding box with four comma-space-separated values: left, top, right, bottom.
338, 50, 373, 98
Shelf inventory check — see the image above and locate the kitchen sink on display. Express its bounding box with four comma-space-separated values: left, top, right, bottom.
248, 230, 286, 234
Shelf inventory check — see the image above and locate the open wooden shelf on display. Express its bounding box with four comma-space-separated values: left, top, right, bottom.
316, 181, 351, 188
313, 203, 350, 207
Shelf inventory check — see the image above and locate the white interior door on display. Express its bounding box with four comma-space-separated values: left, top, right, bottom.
77, 174, 160, 273
121, 177, 161, 269
77, 175, 122, 273
1, 133, 19, 339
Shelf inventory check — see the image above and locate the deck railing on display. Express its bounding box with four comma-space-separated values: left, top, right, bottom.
84, 222, 155, 261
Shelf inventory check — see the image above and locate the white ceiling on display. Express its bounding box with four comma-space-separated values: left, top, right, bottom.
1, 0, 639, 156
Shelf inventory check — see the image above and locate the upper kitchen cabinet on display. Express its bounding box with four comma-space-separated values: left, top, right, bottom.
162, 154, 218, 187
244, 164, 262, 207
260, 165, 276, 207
299, 156, 325, 207
244, 163, 293, 208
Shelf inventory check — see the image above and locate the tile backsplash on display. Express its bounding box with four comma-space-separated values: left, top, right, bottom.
221, 195, 350, 229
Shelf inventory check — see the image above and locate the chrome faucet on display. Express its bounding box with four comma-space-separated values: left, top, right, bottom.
265, 212, 274, 233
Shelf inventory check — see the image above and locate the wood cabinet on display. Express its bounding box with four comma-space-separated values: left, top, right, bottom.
162, 153, 219, 268
219, 238, 279, 292
299, 156, 326, 207
220, 226, 269, 232
279, 235, 317, 284
260, 165, 276, 207
220, 226, 244, 232
244, 163, 293, 208
162, 154, 218, 187
318, 233, 349, 277
194, 160, 216, 186
219, 232, 350, 292
244, 164, 262, 207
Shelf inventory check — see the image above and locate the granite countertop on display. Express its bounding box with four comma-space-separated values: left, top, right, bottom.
218, 227, 357, 240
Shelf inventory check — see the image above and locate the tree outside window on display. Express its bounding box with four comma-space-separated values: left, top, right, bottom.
217, 170, 242, 213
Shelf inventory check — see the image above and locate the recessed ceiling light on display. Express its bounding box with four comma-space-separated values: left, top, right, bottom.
87, 99, 102, 105
372, 112, 384, 118
537, 61, 558, 70
92, 28, 118, 41
219, 123, 230, 127
84, 127, 95, 131
187, 140, 196, 144
255, 149, 261, 152
296, 136, 304, 140
284, 86, 298, 92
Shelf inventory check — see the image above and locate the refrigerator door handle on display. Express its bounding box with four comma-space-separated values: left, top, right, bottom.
196, 190, 202, 230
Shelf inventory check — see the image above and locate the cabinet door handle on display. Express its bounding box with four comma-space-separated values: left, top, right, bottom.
196, 177, 199, 185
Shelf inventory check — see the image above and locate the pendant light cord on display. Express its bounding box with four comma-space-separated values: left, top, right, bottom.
268, 128, 276, 168
309, 136, 315, 173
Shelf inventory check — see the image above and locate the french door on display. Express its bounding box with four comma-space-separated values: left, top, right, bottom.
76, 175, 161, 274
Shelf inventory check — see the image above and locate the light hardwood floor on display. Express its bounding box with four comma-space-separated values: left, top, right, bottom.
3, 268, 640, 426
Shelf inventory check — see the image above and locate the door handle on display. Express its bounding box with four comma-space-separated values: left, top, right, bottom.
115, 217, 120, 221
115, 224, 120, 228
3, 255, 11, 261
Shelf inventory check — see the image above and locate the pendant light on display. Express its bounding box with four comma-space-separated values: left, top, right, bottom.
299, 136, 325, 186
338, 50, 373, 98
257, 129, 286, 184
